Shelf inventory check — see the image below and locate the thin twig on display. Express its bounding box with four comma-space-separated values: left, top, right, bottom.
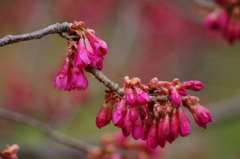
86, 66, 174, 102
0, 22, 72, 47
58, 32, 80, 41
0, 108, 95, 153
86, 65, 125, 96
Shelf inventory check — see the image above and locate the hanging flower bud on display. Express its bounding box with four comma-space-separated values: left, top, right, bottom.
112, 99, 127, 128
188, 104, 212, 129
167, 108, 179, 143
140, 114, 153, 141
54, 57, 72, 91
132, 114, 143, 140
74, 38, 91, 68
122, 110, 133, 137
170, 87, 182, 106
71, 67, 88, 90
96, 105, 113, 129
158, 115, 170, 148
146, 120, 158, 149
177, 107, 191, 137
85, 29, 108, 56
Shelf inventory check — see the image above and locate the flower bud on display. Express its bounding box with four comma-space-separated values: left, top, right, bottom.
170, 87, 182, 106
85, 30, 108, 56
177, 107, 191, 137
71, 67, 88, 91
147, 120, 158, 149
96, 105, 113, 129
158, 115, 170, 148
167, 108, 179, 143
126, 88, 137, 105
112, 99, 127, 128
122, 111, 133, 137
189, 104, 212, 129
54, 57, 72, 91
132, 114, 143, 140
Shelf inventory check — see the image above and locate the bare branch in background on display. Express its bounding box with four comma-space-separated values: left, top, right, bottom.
0, 108, 95, 153
192, 0, 216, 10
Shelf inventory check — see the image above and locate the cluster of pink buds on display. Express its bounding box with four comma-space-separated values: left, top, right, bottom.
95, 77, 212, 149
54, 21, 108, 91
205, 0, 240, 43
1, 144, 19, 159
87, 132, 161, 159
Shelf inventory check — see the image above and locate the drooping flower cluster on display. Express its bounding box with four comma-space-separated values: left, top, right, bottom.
54, 21, 108, 91
1, 144, 19, 159
205, 0, 240, 43
95, 77, 212, 149
87, 132, 162, 159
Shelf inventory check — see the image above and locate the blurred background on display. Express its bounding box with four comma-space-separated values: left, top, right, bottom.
0, 0, 240, 158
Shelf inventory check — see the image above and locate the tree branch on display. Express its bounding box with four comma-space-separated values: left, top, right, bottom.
191, 0, 216, 10
86, 65, 125, 96
0, 22, 72, 47
0, 22, 192, 103
86, 65, 170, 101
0, 108, 95, 153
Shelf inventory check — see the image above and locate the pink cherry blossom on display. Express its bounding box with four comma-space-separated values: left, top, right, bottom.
54, 57, 72, 91
71, 67, 88, 91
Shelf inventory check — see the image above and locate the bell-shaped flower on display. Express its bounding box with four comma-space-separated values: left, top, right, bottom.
85, 30, 108, 56
71, 67, 88, 91
54, 57, 72, 91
